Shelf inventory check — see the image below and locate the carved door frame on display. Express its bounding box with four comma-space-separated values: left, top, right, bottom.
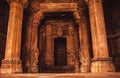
32, 2, 90, 72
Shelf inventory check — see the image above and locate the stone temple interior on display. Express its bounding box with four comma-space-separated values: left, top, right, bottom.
0, 0, 120, 77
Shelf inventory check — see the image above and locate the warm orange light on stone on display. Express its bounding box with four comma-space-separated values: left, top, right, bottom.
0, 0, 116, 74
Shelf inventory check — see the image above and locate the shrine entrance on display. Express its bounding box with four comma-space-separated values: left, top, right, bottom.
54, 37, 67, 66
38, 12, 78, 73
0, 0, 115, 74
24, 3, 90, 73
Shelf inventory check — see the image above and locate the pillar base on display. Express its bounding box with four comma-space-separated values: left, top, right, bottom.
91, 58, 115, 72
29, 65, 38, 73
80, 64, 90, 73
75, 62, 80, 73
0, 59, 22, 74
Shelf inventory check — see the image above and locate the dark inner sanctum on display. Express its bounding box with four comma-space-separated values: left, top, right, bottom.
0, 0, 120, 74
54, 37, 67, 66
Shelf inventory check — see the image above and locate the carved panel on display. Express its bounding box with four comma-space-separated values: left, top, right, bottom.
43, 20, 77, 68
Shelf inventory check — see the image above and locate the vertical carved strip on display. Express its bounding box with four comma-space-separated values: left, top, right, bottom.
74, 10, 91, 72
67, 26, 75, 66
78, 19, 90, 72
46, 25, 54, 65
29, 15, 40, 73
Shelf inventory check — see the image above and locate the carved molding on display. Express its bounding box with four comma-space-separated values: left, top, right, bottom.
40, 3, 77, 12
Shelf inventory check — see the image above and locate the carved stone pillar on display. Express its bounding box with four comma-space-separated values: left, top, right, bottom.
78, 19, 90, 73
30, 20, 39, 73
88, 0, 115, 72
74, 9, 90, 72
46, 25, 54, 65
25, 1, 41, 73
67, 26, 75, 66
30, 12, 42, 73
0, 0, 28, 74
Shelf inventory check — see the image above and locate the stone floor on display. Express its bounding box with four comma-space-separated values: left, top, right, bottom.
0, 73, 120, 78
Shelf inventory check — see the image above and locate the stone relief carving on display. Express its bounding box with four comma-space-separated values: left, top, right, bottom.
68, 26, 75, 36
57, 27, 63, 37
31, 48, 39, 66
45, 22, 74, 37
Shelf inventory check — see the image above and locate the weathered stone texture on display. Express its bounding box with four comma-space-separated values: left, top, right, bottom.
0, 0, 120, 75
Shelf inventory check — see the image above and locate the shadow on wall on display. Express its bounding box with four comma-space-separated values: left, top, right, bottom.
103, 0, 120, 72
0, 0, 9, 67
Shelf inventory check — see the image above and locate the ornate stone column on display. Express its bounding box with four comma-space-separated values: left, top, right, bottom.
29, 11, 42, 73
87, 0, 115, 72
0, 0, 28, 74
74, 9, 91, 72
29, 19, 39, 73
77, 19, 91, 73
46, 25, 54, 65
25, 0, 41, 73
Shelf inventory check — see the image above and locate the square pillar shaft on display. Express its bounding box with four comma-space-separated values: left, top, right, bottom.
0, 1, 28, 74
88, 0, 115, 72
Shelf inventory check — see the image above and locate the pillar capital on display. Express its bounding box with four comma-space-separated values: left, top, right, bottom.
32, 12, 43, 28
7, 0, 28, 8
46, 24, 52, 36
30, 0, 40, 13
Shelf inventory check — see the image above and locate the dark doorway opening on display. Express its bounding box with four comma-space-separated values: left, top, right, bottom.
54, 37, 67, 66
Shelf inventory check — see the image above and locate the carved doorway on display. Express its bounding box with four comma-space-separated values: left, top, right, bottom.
38, 12, 79, 73
54, 37, 67, 66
